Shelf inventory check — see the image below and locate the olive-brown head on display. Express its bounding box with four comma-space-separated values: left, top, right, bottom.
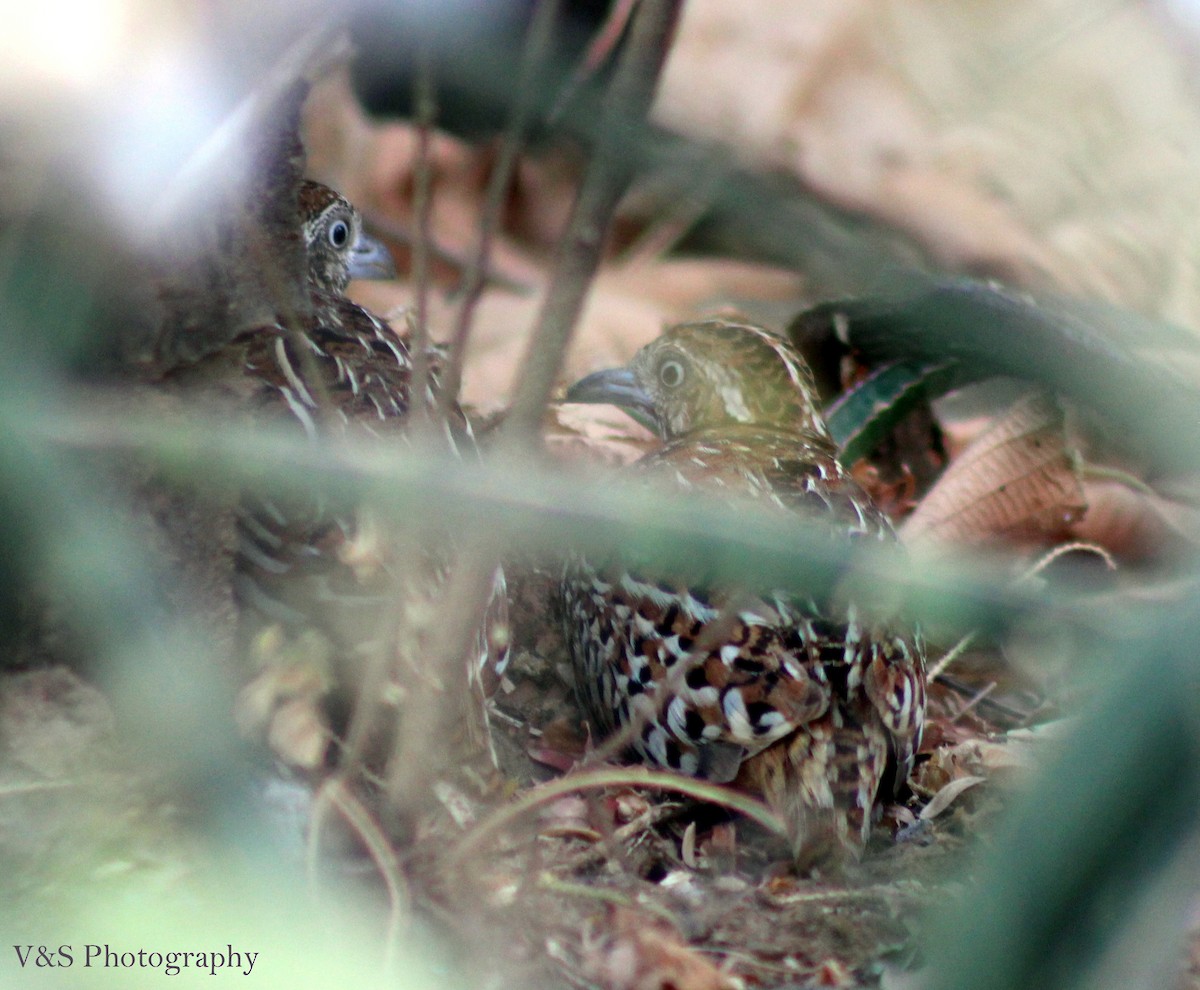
299, 180, 396, 294
565, 319, 832, 443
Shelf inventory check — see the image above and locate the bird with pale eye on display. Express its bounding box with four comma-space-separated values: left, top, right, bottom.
298, 179, 396, 296
658, 357, 686, 388
224, 179, 509, 771
559, 318, 926, 868
327, 219, 350, 248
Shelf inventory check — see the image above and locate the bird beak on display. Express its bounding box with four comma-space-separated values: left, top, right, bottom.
563, 366, 660, 435
348, 231, 396, 281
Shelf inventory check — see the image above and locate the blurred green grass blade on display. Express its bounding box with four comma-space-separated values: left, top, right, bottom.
0, 245, 245, 812
0, 227, 95, 367
917, 605, 1200, 990
3, 856, 462, 990
30, 393, 1130, 644
803, 275, 1200, 474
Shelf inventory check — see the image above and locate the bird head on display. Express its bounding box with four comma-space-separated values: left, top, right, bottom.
565, 320, 831, 443
299, 180, 396, 294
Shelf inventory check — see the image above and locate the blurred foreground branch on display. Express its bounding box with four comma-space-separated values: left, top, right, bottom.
503, 0, 684, 442
916, 610, 1200, 990
25, 391, 1164, 647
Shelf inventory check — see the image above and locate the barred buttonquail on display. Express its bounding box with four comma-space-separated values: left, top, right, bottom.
229, 181, 508, 763
298, 179, 396, 295
559, 320, 925, 865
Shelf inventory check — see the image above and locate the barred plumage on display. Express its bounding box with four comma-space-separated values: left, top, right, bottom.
559, 320, 925, 865
226, 181, 508, 764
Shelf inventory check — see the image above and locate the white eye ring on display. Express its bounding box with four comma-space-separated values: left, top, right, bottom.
659, 359, 685, 388
328, 220, 351, 248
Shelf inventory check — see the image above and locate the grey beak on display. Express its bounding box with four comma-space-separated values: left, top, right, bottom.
348, 231, 396, 281
563, 366, 660, 434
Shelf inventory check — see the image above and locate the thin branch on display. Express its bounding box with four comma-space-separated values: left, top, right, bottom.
408, 45, 437, 426
439, 0, 564, 414
382, 549, 500, 809
1018, 541, 1117, 583
561, 800, 684, 872
928, 631, 976, 682
547, 0, 640, 124
501, 0, 684, 446
308, 775, 409, 972
363, 213, 533, 295
950, 681, 998, 724
536, 873, 683, 926
444, 765, 787, 876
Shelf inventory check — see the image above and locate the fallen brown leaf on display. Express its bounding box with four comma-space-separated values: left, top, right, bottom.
919, 775, 986, 821
1069, 475, 1200, 563
546, 403, 656, 468
657, 0, 1200, 323
901, 392, 1086, 551
266, 697, 330, 771
581, 906, 739, 990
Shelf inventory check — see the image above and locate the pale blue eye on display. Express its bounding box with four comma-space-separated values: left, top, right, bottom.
328, 220, 350, 248
659, 359, 685, 388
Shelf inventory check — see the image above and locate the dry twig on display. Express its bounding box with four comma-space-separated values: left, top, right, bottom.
445, 765, 786, 880
502, 0, 685, 444
440, 0, 565, 413
408, 46, 437, 428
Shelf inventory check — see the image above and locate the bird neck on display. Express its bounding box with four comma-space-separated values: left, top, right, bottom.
671, 421, 838, 455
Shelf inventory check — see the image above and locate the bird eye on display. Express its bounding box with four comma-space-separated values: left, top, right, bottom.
658, 358, 686, 388
328, 220, 350, 248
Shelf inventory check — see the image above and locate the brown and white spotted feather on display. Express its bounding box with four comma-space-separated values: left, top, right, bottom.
216, 183, 509, 759
560, 320, 925, 863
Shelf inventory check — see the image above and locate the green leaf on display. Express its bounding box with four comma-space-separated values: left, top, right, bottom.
825, 359, 960, 465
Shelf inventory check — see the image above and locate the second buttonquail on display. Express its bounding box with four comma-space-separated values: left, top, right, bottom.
559, 319, 925, 864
